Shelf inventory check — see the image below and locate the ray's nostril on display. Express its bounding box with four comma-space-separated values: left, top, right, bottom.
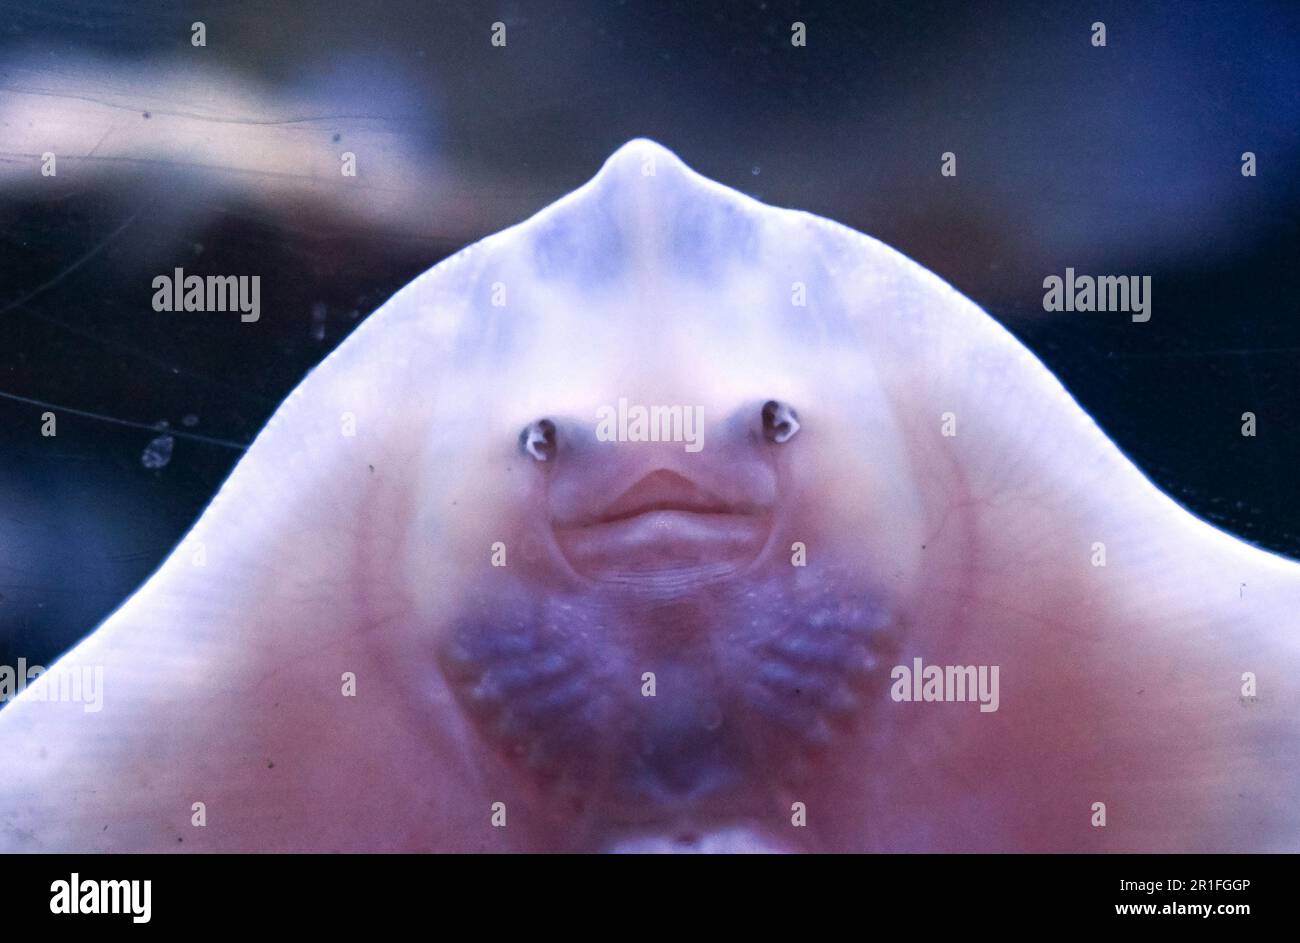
520, 418, 557, 462
762, 400, 800, 444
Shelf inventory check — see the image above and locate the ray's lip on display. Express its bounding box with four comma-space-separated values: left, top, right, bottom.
564, 469, 766, 528
550, 469, 774, 582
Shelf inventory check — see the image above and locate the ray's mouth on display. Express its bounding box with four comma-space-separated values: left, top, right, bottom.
552, 469, 773, 583
596, 469, 757, 522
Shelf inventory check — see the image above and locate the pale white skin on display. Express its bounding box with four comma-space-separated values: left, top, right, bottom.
1, 140, 1297, 852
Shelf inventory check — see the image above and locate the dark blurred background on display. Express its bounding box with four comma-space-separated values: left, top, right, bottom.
1, 0, 1298, 672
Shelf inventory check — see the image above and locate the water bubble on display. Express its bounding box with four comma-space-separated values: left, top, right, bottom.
142, 434, 175, 469
311, 302, 327, 341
